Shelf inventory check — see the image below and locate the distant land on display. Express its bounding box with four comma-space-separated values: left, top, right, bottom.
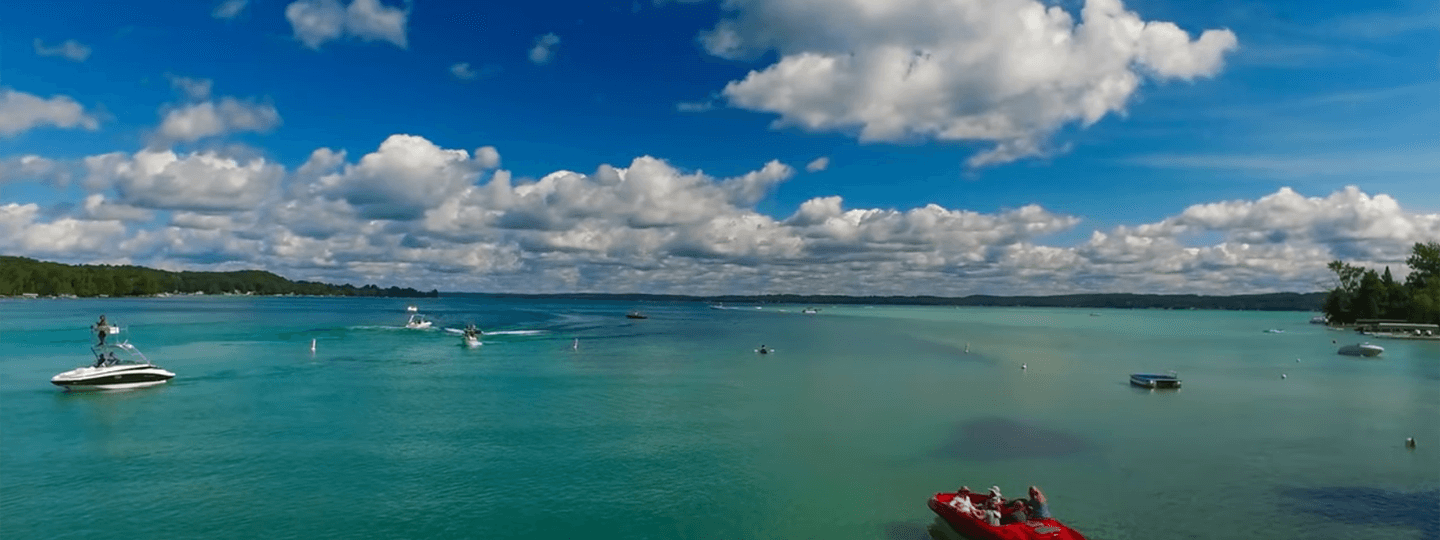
1, 256, 1325, 309
0, 256, 438, 298
455, 292, 1328, 311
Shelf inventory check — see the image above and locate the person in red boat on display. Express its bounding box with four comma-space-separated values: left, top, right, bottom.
950, 486, 982, 518
982, 495, 1003, 526
1026, 485, 1052, 519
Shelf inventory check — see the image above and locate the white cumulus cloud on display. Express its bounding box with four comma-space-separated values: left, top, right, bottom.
8, 132, 1436, 296
286, 0, 409, 50
0, 155, 71, 185
33, 39, 91, 62
313, 134, 486, 220
529, 33, 561, 64
0, 89, 99, 137
156, 98, 281, 143
213, 0, 249, 19
702, 0, 1239, 167
805, 156, 829, 172
168, 75, 213, 101
85, 149, 285, 212
0, 203, 127, 256
450, 62, 479, 80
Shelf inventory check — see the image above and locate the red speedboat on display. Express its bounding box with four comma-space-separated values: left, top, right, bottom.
928, 491, 1087, 540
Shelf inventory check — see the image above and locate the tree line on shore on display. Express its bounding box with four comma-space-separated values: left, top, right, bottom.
0, 257, 438, 298
1322, 242, 1440, 325
466, 291, 1328, 311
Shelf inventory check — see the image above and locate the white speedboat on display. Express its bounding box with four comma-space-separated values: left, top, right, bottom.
406, 305, 418, 312
405, 314, 432, 329
461, 324, 482, 348
53, 325, 174, 391
802, 308, 819, 314
1337, 342, 1384, 357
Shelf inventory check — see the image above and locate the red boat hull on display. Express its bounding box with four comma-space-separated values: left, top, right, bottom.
928, 492, 1087, 540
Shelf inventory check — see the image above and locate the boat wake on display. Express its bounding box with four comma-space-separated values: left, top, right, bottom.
485, 329, 546, 336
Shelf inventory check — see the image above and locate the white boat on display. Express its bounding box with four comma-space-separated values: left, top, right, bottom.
802, 308, 819, 314
53, 324, 174, 391
406, 305, 418, 312
461, 324, 482, 347
1337, 342, 1384, 357
405, 314, 432, 329
1264, 328, 1285, 334
1309, 315, 1327, 324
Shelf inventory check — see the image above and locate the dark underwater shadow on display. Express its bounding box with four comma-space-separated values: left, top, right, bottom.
1280, 486, 1439, 540
932, 416, 1092, 461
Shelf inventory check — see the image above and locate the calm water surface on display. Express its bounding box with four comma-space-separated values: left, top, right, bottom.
2, 297, 1436, 540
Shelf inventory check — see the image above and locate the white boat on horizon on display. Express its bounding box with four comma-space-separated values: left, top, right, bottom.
1337, 342, 1383, 357
406, 305, 419, 312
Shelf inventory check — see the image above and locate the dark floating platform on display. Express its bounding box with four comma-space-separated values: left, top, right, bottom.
1130, 373, 1181, 389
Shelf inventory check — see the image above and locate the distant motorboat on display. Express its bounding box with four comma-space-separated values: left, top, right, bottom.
406, 305, 419, 313
626, 311, 648, 319
802, 308, 819, 314
1337, 342, 1383, 357
405, 314, 432, 329
461, 324, 482, 347
1309, 315, 1327, 324
1130, 372, 1181, 389
1264, 328, 1285, 334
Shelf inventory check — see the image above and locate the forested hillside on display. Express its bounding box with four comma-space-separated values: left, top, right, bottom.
0, 257, 438, 298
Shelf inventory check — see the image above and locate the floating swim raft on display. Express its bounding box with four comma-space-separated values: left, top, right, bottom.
1130, 373, 1181, 389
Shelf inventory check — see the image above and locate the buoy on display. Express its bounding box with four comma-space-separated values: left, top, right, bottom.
1021, 363, 1027, 370
1281, 374, 1287, 379
1406, 437, 1417, 448
310, 338, 316, 353
1296, 358, 1301, 362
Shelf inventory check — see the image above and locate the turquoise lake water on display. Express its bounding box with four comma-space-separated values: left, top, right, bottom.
2, 297, 1436, 540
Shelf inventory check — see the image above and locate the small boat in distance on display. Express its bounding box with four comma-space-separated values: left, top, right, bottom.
1130, 372, 1181, 389
802, 307, 819, 314
406, 305, 419, 312
1309, 315, 1327, 324
405, 314, 432, 329
461, 324, 482, 348
1337, 342, 1383, 357
1264, 328, 1285, 334
53, 322, 174, 391
626, 311, 648, 319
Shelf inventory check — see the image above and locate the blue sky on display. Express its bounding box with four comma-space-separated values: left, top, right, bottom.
1, 0, 1436, 295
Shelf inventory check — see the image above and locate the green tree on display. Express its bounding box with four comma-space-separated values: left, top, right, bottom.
1407, 241, 1440, 287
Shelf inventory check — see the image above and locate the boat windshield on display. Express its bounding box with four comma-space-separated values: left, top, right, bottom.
90, 341, 150, 366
